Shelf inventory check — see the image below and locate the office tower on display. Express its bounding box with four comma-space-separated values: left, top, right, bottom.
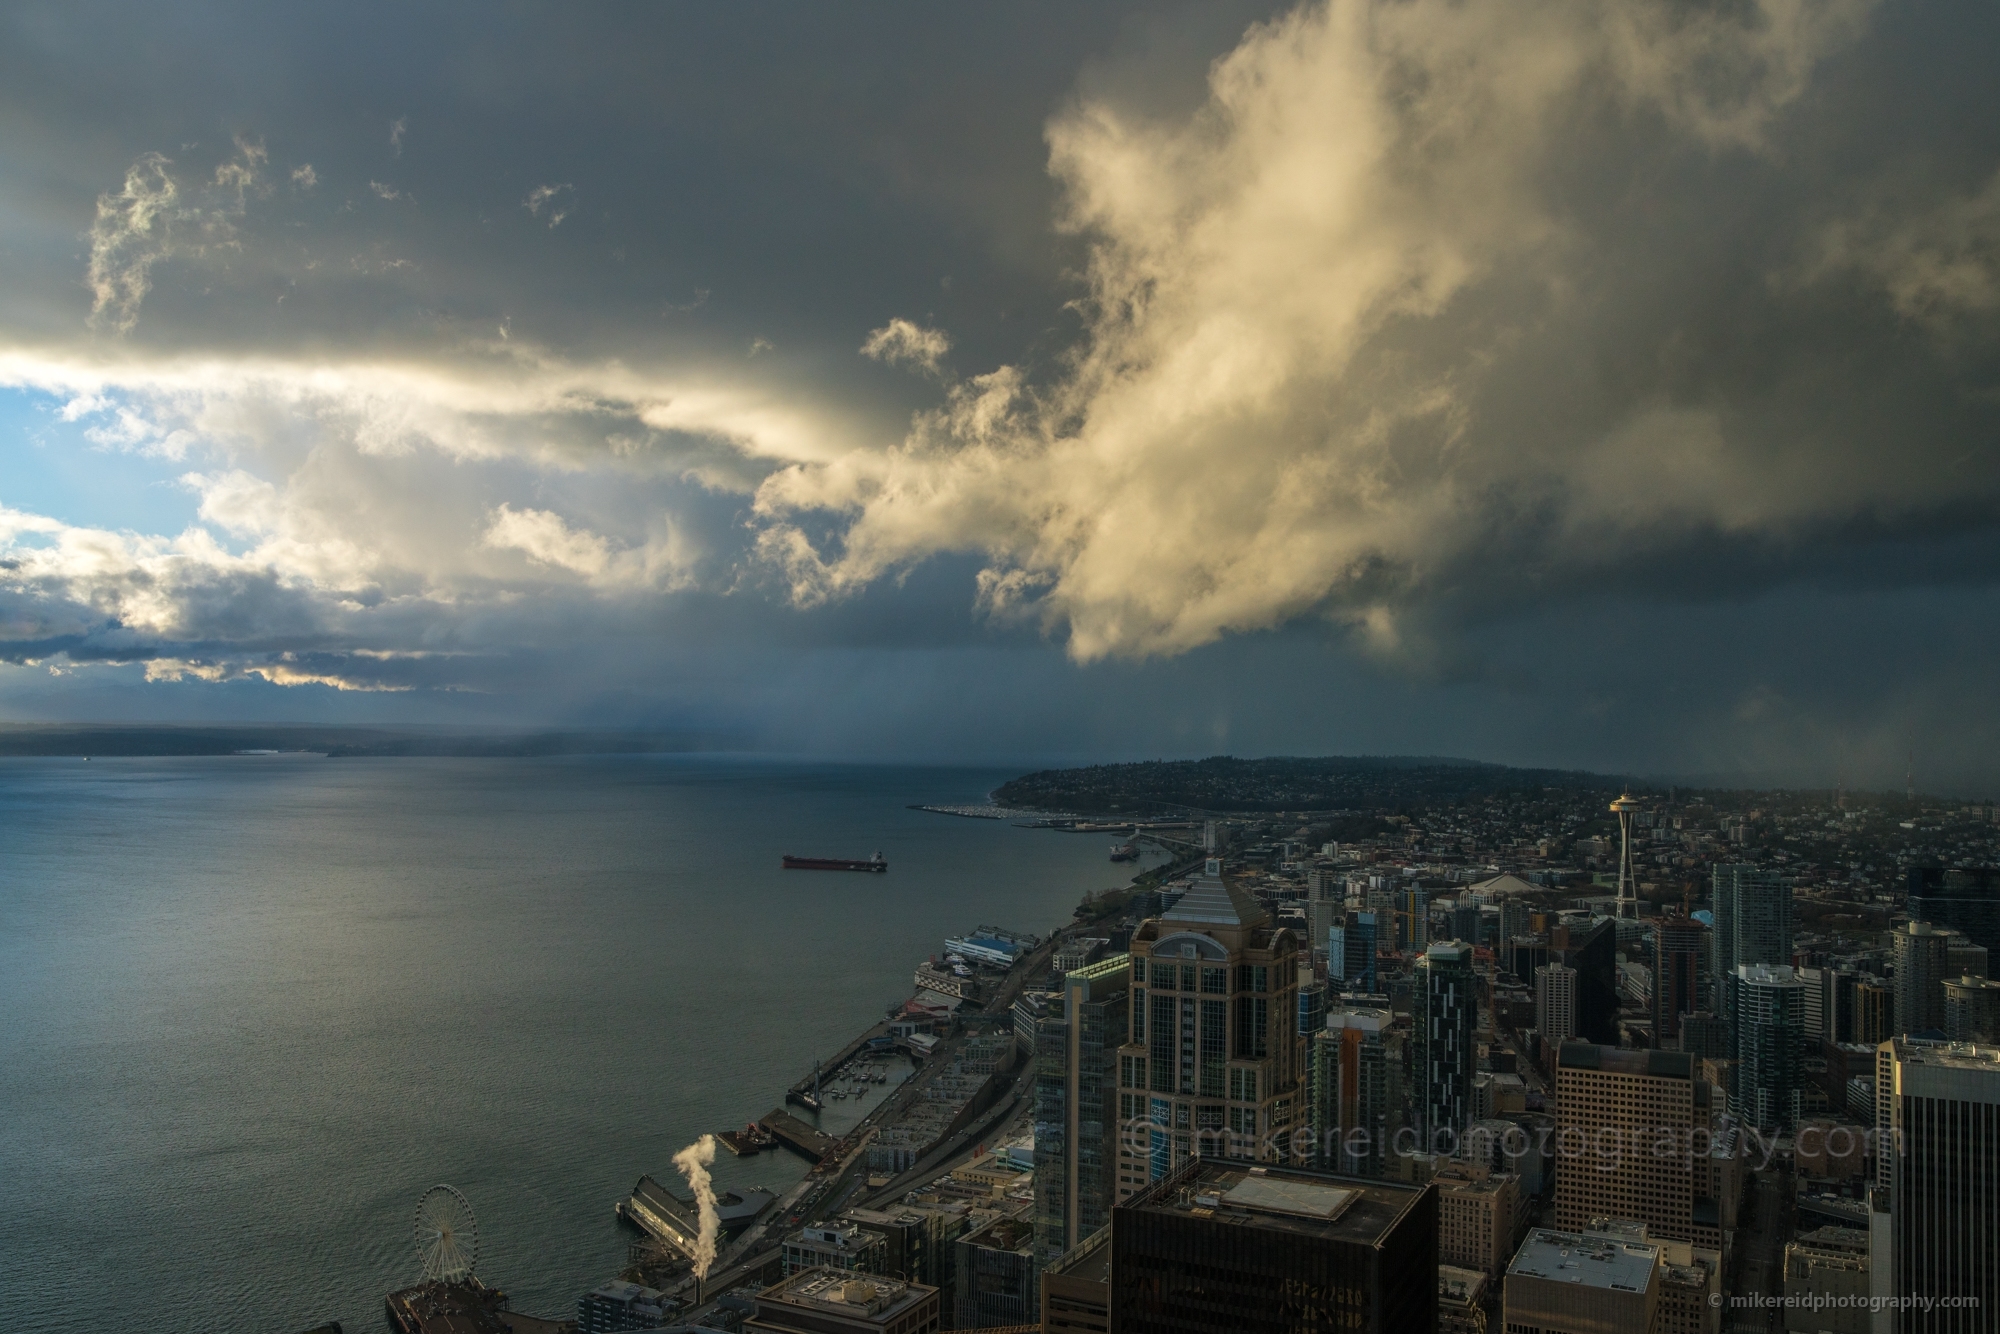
1032, 954, 1131, 1263
1500, 901, 1530, 977
1821, 967, 1858, 1044
1611, 792, 1642, 919
839, 1206, 960, 1293
1434, 1162, 1519, 1278
746, 1271, 939, 1334
1734, 964, 1806, 1131
1893, 922, 1952, 1036
1399, 887, 1430, 952
1311, 1006, 1392, 1176
1712, 864, 1790, 1038
1552, 917, 1620, 1045
1856, 980, 1895, 1045
1297, 981, 1325, 1043
1306, 869, 1343, 964
1504, 1227, 1660, 1334
1109, 1161, 1436, 1334
1906, 867, 2000, 952
1949, 939, 1989, 980
1945, 976, 2000, 1043
1330, 910, 1378, 994
1880, 1037, 2000, 1332
1553, 1044, 1723, 1251
1536, 962, 1578, 1046
1678, 1010, 1730, 1060
1451, 900, 1481, 945
1114, 860, 1301, 1198
1415, 941, 1477, 1145
1654, 915, 1705, 1043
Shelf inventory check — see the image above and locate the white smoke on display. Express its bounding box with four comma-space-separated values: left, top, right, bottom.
671, 1133, 721, 1279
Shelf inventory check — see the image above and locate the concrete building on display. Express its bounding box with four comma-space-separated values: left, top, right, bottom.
1893, 922, 1953, 1036
952, 1213, 1034, 1329
1109, 1161, 1436, 1333
1879, 1037, 2000, 1331
578, 1280, 674, 1333
1416, 941, 1478, 1145
781, 1222, 887, 1278
1031, 952, 1130, 1264
838, 1206, 961, 1293
1434, 1162, 1519, 1277
1781, 1227, 1870, 1334
1037, 1223, 1109, 1334
1944, 975, 2000, 1043
745, 1269, 940, 1334
1735, 963, 1807, 1131
1583, 1219, 1721, 1334
1437, 1264, 1489, 1334
1654, 915, 1706, 1044
1113, 860, 1302, 1197
1553, 1044, 1723, 1252
1535, 962, 1578, 1047
1503, 1227, 1659, 1334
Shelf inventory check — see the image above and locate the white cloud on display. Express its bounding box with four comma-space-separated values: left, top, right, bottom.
483, 503, 612, 577
860, 319, 951, 375
369, 180, 402, 201
524, 183, 573, 227
751, 0, 1894, 662
390, 116, 408, 156
85, 140, 269, 333
291, 163, 318, 190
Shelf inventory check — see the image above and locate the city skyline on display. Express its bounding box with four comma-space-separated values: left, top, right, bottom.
0, 1, 1998, 788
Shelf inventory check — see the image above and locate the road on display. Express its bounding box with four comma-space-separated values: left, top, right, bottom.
1726, 1165, 1792, 1333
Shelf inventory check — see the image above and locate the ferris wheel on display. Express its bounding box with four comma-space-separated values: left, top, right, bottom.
414, 1184, 479, 1283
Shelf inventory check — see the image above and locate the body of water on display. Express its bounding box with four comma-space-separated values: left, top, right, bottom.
0, 755, 1149, 1332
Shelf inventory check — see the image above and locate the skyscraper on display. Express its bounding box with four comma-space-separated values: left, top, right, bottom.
1330, 910, 1378, 994
1611, 792, 1642, 920
1733, 963, 1806, 1132
1552, 917, 1620, 1045
1535, 962, 1578, 1046
1416, 941, 1477, 1146
1879, 1037, 2000, 1331
1552, 1044, 1723, 1253
1399, 887, 1430, 952
1654, 915, 1705, 1043
1893, 921, 1952, 1037
1032, 954, 1132, 1264
1113, 860, 1301, 1197
1944, 977, 2000, 1044
1110, 1161, 1436, 1334
1712, 863, 1790, 1038
1310, 1006, 1392, 1176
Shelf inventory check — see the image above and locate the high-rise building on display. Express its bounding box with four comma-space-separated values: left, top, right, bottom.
1856, 980, 1896, 1045
1296, 980, 1325, 1043
953, 1215, 1034, 1329
1113, 860, 1302, 1198
1038, 1225, 1109, 1334
1945, 976, 2000, 1043
1893, 921, 1952, 1037
1311, 1006, 1392, 1176
1879, 1037, 2000, 1331
1330, 910, 1378, 993
1654, 916, 1705, 1042
1536, 962, 1578, 1046
1504, 1227, 1660, 1334
1399, 887, 1430, 952
1306, 869, 1343, 965
1553, 1044, 1723, 1252
1032, 954, 1131, 1264
1415, 941, 1477, 1146
1734, 963, 1806, 1131
1552, 917, 1620, 1045
1434, 1162, 1519, 1278
782, 1224, 888, 1277
1712, 864, 1790, 1038
1109, 1161, 1436, 1333
1612, 793, 1642, 920
1780, 1228, 1869, 1334
1906, 867, 2000, 953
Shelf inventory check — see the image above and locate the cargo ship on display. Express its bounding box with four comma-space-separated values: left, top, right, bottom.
1110, 842, 1138, 862
783, 852, 888, 872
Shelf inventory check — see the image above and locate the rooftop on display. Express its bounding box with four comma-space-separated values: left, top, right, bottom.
1124, 1163, 1425, 1246
1162, 859, 1269, 928
759, 1267, 932, 1320
1508, 1229, 1659, 1294
1559, 1043, 1694, 1080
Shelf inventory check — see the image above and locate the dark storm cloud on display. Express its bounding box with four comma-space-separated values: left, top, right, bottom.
0, 0, 1997, 787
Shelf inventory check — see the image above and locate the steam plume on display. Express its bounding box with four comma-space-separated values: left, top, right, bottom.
671, 1134, 721, 1279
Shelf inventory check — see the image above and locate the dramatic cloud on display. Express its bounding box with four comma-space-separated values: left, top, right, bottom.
752, 0, 2000, 663
860, 319, 951, 375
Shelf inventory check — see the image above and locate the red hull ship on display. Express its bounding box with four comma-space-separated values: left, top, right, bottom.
782, 853, 888, 872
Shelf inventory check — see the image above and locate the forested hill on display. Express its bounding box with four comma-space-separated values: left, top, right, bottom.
993, 755, 1635, 814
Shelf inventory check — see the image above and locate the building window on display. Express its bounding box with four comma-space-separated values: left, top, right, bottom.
1201, 966, 1227, 994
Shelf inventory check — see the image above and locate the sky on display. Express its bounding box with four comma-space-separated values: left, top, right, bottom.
2, 0, 1998, 787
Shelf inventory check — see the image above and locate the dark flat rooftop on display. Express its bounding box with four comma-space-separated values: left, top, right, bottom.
1123, 1164, 1425, 1246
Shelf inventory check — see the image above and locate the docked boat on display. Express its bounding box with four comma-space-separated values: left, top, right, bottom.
782, 852, 888, 872
1110, 842, 1138, 862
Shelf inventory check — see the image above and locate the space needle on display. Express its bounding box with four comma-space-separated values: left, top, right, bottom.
1610, 791, 1641, 919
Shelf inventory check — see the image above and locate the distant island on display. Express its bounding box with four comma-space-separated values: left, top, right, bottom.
992, 754, 1636, 815
0, 724, 739, 758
